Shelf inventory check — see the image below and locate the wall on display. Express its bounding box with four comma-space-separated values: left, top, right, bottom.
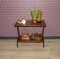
0, 0, 60, 37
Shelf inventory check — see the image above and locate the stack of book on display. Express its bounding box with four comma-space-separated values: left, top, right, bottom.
21, 33, 30, 40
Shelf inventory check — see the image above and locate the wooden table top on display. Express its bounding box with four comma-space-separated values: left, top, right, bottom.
14, 20, 46, 27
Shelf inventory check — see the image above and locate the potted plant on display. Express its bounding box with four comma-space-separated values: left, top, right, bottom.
30, 8, 37, 24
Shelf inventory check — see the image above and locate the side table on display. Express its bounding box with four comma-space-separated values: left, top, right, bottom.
14, 20, 46, 48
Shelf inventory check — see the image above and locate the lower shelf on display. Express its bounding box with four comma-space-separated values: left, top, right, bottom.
17, 33, 45, 48
17, 33, 43, 43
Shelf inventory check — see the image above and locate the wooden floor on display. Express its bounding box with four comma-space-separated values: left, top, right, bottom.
0, 39, 60, 59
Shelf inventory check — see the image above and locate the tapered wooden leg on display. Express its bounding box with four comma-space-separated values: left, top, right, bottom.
42, 27, 45, 48
17, 39, 18, 48
43, 38, 44, 48
16, 27, 20, 48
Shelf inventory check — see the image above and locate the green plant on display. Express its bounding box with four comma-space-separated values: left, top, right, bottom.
30, 8, 37, 19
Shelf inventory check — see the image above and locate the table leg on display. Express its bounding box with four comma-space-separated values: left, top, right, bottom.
43, 37, 44, 48
42, 27, 45, 48
17, 39, 18, 48
17, 27, 20, 48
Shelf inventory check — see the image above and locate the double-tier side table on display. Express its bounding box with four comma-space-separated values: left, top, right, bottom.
14, 20, 46, 48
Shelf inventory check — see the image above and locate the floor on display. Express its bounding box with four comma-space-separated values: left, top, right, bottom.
0, 39, 60, 59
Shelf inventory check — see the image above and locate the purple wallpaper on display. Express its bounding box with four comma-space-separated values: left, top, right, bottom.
0, 0, 60, 36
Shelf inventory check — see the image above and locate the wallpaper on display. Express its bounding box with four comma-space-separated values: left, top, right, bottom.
0, 0, 60, 36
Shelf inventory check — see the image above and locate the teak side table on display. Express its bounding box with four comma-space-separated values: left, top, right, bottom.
14, 20, 46, 48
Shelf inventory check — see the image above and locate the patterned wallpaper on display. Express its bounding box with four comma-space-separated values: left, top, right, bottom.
0, 0, 60, 36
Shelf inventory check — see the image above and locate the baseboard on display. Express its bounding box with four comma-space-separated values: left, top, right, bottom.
44, 36, 60, 39
0, 36, 60, 39
0, 36, 17, 40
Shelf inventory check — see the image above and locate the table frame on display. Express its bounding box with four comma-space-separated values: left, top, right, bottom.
14, 20, 46, 48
